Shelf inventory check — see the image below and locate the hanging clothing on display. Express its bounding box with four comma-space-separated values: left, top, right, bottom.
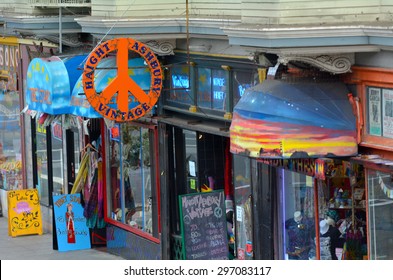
84, 169, 98, 219
285, 217, 314, 260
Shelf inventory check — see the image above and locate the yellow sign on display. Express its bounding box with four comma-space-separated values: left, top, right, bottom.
7, 189, 43, 237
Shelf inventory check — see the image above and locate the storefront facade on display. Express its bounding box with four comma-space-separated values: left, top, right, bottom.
158, 53, 262, 259
230, 75, 368, 260
344, 64, 393, 260
75, 38, 165, 259
25, 55, 85, 234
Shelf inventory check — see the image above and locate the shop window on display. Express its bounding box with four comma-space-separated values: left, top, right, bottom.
51, 120, 64, 196
35, 119, 50, 205
233, 70, 259, 107
0, 91, 22, 191
197, 67, 227, 111
368, 169, 393, 260
107, 123, 159, 240
184, 130, 198, 192
233, 154, 253, 260
279, 169, 316, 260
319, 162, 366, 260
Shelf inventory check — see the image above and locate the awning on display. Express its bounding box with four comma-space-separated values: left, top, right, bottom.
71, 57, 151, 118
230, 79, 358, 158
26, 56, 71, 115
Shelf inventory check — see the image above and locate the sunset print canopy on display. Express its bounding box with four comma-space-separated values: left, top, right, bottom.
230, 79, 357, 158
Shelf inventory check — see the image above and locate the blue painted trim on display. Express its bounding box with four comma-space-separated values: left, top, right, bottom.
369, 36, 393, 46
228, 36, 370, 48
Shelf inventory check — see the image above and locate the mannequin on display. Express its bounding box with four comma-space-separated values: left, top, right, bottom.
285, 211, 313, 260
318, 219, 343, 260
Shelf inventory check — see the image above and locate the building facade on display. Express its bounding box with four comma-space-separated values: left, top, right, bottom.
1, 0, 393, 260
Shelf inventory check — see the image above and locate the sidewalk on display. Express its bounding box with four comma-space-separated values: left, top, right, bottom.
0, 217, 124, 260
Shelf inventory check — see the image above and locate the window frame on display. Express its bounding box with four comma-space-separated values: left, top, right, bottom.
346, 66, 393, 151
103, 121, 161, 244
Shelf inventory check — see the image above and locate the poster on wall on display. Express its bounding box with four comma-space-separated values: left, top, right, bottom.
53, 193, 91, 252
179, 190, 228, 260
383, 89, 393, 139
7, 189, 43, 237
368, 87, 382, 136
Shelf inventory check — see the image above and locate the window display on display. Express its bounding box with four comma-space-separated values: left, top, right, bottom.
315, 160, 366, 260
280, 169, 316, 260
0, 91, 22, 191
107, 123, 158, 238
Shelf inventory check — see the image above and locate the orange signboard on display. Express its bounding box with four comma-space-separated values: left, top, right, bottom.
82, 38, 163, 122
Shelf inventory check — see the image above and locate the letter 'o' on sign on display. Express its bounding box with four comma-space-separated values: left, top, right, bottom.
82, 38, 163, 122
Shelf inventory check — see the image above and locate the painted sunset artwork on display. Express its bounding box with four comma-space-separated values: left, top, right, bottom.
230, 79, 358, 158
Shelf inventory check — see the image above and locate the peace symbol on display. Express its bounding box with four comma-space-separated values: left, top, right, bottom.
82, 38, 163, 122
214, 206, 223, 219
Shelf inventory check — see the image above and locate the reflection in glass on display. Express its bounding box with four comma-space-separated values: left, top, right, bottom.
233, 70, 259, 107
0, 91, 22, 191
169, 65, 192, 105
233, 154, 253, 260
197, 68, 227, 110
51, 121, 64, 196
368, 170, 393, 259
108, 124, 155, 236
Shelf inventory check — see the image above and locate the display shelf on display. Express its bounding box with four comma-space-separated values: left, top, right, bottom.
329, 207, 366, 210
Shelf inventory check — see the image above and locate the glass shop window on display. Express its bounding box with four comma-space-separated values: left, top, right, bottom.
35, 119, 50, 205
233, 70, 259, 107
51, 121, 64, 196
167, 65, 192, 105
108, 123, 158, 238
233, 154, 253, 260
0, 91, 22, 191
368, 169, 393, 260
197, 67, 227, 111
279, 169, 316, 260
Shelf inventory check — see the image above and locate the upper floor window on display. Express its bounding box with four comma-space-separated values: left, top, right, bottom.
367, 87, 393, 139
233, 70, 259, 107
164, 58, 259, 117
197, 67, 227, 111
168, 65, 192, 105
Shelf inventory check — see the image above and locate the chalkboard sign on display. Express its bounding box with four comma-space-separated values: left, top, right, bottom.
179, 190, 228, 260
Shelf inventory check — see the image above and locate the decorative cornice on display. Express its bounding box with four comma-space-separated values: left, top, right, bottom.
36, 33, 84, 48
143, 40, 175, 56
278, 53, 354, 74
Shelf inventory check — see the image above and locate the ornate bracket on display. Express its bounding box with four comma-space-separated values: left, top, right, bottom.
143, 40, 175, 56
278, 53, 354, 74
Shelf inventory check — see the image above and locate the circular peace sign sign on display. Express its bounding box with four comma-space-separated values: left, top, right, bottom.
82, 38, 163, 122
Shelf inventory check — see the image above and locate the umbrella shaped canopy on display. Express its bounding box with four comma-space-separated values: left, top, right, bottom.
230, 79, 357, 158
70, 57, 151, 118
26, 56, 71, 115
